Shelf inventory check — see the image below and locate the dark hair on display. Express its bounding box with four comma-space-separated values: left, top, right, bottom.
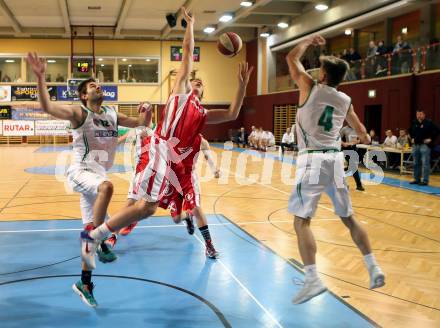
416, 109, 424, 113
320, 56, 349, 87
77, 78, 96, 106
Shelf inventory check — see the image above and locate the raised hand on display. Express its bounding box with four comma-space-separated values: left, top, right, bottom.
238, 62, 254, 87
181, 7, 194, 25
311, 35, 326, 46
26, 52, 46, 80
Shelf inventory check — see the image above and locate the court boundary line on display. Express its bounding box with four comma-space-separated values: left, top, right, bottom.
192, 234, 284, 328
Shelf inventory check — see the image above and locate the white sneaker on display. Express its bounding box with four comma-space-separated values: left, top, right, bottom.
292, 278, 327, 304
80, 230, 99, 270
369, 265, 385, 289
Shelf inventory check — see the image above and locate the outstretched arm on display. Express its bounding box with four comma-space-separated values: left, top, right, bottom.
117, 102, 152, 128
345, 105, 370, 144
206, 62, 254, 124
286, 35, 325, 104
172, 7, 194, 95
27, 52, 82, 126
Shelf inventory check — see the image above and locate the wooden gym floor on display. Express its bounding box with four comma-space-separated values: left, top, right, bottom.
0, 144, 439, 328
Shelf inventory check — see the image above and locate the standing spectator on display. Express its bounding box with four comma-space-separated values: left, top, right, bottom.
348, 48, 362, 79
409, 110, 439, 185
281, 127, 295, 155
341, 125, 365, 191
375, 40, 388, 76
237, 127, 248, 148
393, 35, 412, 74
366, 41, 378, 78
383, 129, 397, 147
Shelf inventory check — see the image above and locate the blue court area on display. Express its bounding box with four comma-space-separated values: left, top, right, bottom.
0, 215, 377, 328
212, 144, 440, 196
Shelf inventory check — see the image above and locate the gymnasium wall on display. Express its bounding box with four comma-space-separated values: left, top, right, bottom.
241, 71, 440, 141
0, 38, 246, 104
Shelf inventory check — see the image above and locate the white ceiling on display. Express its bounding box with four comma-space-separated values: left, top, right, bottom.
0, 0, 315, 41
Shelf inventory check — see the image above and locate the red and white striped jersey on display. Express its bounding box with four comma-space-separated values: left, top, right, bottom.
156, 91, 207, 152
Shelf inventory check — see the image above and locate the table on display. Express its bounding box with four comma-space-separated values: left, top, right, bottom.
356, 144, 412, 174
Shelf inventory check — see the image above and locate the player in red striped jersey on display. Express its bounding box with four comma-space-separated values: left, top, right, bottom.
80, 7, 253, 276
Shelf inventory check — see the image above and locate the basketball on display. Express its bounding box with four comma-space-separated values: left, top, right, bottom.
217, 32, 242, 57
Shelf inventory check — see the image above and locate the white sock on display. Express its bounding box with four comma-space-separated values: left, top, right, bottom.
364, 253, 378, 269
89, 223, 112, 241
304, 264, 319, 281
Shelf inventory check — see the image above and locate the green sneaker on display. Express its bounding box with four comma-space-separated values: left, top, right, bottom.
72, 280, 98, 307
97, 243, 118, 263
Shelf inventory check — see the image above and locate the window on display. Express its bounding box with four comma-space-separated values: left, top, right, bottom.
96, 58, 115, 82
118, 58, 159, 83
0, 57, 22, 83
27, 57, 68, 82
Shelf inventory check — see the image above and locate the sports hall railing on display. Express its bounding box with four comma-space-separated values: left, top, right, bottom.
274, 42, 440, 91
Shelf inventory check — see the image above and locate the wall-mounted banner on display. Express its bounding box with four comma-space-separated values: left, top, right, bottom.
57, 85, 117, 101
0, 105, 11, 119
35, 120, 69, 136
2, 120, 35, 136
11, 106, 52, 120
11, 86, 57, 101
0, 86, 11, 102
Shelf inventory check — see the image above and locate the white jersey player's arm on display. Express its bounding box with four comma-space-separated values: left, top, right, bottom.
200, 138, 220, 178
172, 8, 194, 95
117, 102, 152, 128
346, 105, 371, 144
206, 62, 254, 124
286, 36, 325, 105
27, 52, 82, 127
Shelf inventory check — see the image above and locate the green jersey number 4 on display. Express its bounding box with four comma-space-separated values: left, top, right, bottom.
318, 106, 334, 132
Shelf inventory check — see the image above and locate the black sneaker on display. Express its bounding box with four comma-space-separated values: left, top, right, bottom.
356, 185, 365, 191
419, 181, 428, 186
205, 241, 219, 259
409, 180, 420, 185
184, 214, 195, 235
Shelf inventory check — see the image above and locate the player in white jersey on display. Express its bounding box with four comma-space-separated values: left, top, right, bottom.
285, 36, 385, 304
27, 52, 151, 308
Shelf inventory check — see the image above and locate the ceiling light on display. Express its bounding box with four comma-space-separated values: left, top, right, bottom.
98, 58, 103, 61
146, 59, 151, 62
240, 1, 253, 7
128, 64, 132, 67
278, 22, 289, 29
122, 58, 127, 62
315, 3, 329, 11
203, 26, 216, 34
47, 59, 56, 63
100, 64, 105, 67
344, 29, 352, 36
401, 27, 408, 34
5, 59, 15, 63
260, 32, 270, 38
219, 14, 233, 22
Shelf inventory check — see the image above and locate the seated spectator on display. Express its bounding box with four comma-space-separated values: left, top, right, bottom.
397, 129, 410, 148
56, 73, 65, 82
383, 129, 397, 147
1, 74, 11, 82
348, 48, 362, 79
237, 127, 248, 148
375, 40, 388, 76
281, 127, 295, 155
255, 127, 264, 150
369, 129, 380, 144
261, 130, 275, 151
248, 126, 257, 148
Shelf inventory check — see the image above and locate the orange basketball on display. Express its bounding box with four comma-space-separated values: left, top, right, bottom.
217, 32, 243, 57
